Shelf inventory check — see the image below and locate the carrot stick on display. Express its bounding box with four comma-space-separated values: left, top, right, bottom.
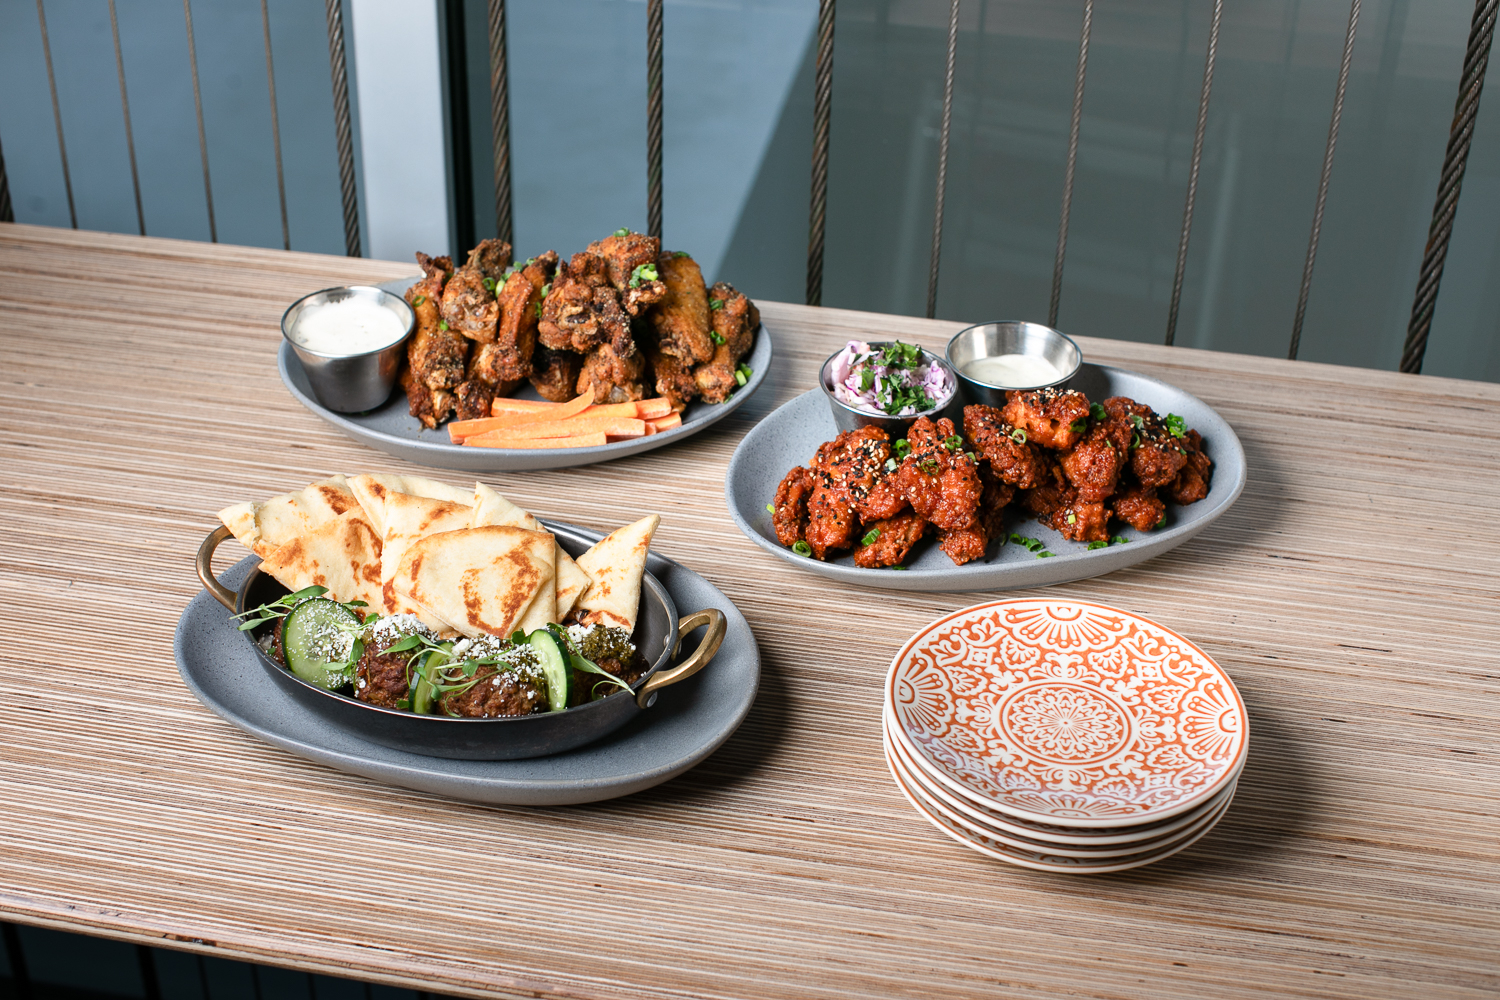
488, 393, 593, 419
636, 398, 673, 420
464, 417, 646, 446
463, 431, 609, 450
647, 412, 683, 431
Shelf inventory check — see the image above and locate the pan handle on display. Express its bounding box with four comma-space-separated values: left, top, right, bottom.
197, 525, 238, 611
636, 608, 726, 709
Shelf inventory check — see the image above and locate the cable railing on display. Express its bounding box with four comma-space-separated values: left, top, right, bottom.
0, 0, 1492, 376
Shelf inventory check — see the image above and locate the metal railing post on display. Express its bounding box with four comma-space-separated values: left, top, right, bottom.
487, 0, 513, 247
646, 0, 664, 241
1401, 0, 1497, 373
926, 0, 961, 319
1050, 0, 1093, 328
807, 0, 836, 306
1164, 0, 1223, 346
324, 0, 362, 256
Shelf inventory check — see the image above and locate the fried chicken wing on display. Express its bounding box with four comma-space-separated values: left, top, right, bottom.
645, 341, 698, 411
1001, 387, 1090, 450
469, 238, 512, 283
538, 255, 633, 356
578, 341, 647, 404
806, 479, 859, 560
400, 365, 455, 429
963, 404, 1050, 488
528, 345, 583, 402
894, 416, 982, 531
487, 250, 557, 383
587, 232, 664, 299
937, 472, 1012, 565
1168, 429, 1213, 504
649, 252, 715, 364
812, 426, 894, 512
855, 513, 927, 568
1060, 409, 1131, 502
1053, 500, 1111, 542
405, 252, 468, 392
1111, 482, 1165, 531
772, 466, 815, 546
1103, 396, 1189, 488
694, 281, 760, 403
439, 245, 502, 343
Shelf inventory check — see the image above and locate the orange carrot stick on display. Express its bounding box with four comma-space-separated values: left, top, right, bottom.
647, 412, 683, 431
464, 418, 646, 446
488, 393, 593, 419
636, 398, 673, 420
463, 431, 609, 450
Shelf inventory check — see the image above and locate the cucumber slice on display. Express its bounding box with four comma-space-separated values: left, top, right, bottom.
281, 598, 361, 690
526, 629, 570, 712
410, 649, 446, 715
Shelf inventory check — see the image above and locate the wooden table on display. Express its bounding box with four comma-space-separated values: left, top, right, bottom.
1, 223, 1496, 1000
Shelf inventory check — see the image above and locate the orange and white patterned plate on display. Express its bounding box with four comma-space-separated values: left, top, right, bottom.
886, 599, 1248, 829
884, 708, 1237, 846
884, 744, 1232, 873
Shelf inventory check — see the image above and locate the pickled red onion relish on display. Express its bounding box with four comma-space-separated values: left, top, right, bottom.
827, 340, 954, 416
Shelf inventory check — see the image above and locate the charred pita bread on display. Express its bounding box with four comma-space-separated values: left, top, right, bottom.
470, 482, 591, 622
256, 508, 382, 607
348, 473, 473, 537
394, 526, 556, 638
218, 474, 361, 558
378, 492, 474, 618
573, 514, 658, 631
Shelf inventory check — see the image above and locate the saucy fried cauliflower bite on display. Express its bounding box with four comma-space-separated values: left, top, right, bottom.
771, 392, 1211, 568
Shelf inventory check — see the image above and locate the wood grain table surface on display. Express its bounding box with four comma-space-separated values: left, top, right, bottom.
1, 223, 1496, 1000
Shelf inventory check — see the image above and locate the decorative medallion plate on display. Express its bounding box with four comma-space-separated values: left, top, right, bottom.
884, 724, 1233, 858
883, 745, 1230, 874
884, 708, 1237, 846
886, 599, 1248, 828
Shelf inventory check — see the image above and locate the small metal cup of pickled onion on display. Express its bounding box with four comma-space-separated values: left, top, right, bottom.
281, 285, 415, 413
819, 342, 962, 434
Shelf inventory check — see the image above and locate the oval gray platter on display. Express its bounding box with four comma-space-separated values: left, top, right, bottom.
173, 525, 760, 805
725, 363, 1246, 592
278, 277, 773, 472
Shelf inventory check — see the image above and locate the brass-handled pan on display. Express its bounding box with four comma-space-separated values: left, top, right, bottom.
196, 522, 726, 760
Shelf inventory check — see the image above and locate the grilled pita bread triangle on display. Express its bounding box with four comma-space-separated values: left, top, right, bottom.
395, 526, 556, 639
470, 482, 591, 622
218, 475, 361, 559
573, 514, 659, 631
256, 508, 382, 608
378, 492, 474, 619
348, 473, 473, 537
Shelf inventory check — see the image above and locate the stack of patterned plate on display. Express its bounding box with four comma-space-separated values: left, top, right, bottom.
883, 599, 1248, 873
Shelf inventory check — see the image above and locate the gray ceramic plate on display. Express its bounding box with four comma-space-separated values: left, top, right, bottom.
277, 277, 773, 472
173, 528, 760, 805
724, 363, 1246, 591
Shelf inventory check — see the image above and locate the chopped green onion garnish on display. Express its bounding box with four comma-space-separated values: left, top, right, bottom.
1066, 512, 1077, 525
1088, 540, 1108, 550
735, 363, 752, 386
1165, 413, 1187, 438
482, 277, 497, 293
1090, 402, 1107, 422
766, 503, 775, 514
710, 331, 726, 345
861, 528, 881, 546
1009, 427, 1027, 444
792, 540, 812, 557
943, 434, 964, 451
895, 439, 911, 459
890, 565, 908, 570
710, 298, 724, 310
1070, 418, 1087, 433
412, 294, 426, 306
438, 319, 449, 332
613, 227, 631, 237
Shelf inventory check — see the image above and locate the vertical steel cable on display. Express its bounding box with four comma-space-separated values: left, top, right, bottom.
182, 0, 216, 242
1164, 0, 1223, 346
109, 0, 145, 236
1289, 0, 1362, 360
1402, 0, 1497, 373
807, 0, 836, 306
36, 0, 77, 229
926, 0, 961, 319
325, 0, 361, 256
261, 0, 290, 250
1050, 0, 1093, 328
646, 0, 664, 241
0, 135, 13, 223
486, 0, 513, 247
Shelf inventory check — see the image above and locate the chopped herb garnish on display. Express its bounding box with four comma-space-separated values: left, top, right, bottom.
1090, 402, 1107, 422
791, 540, 813, 557
534, 301, 543, 318
541, 283, 551, 297
482, 277, 497, 294
1131, 432, 1141, 449
673, 250, 689, 258
1129, 413, 1145, 429
628, 263, 659, 288
861, 528, 881, 546
437, 319, 449, 332
766, 503, 775, 514
613, 227, 631, 237
1110, 535, 1130, 545
884, 457, 899, 473
859, 368, 875, 392
918, 457, 939, 476
894, 439, 912, 459
889, 565, 908, 571
710, 298, 724, 310
1165, 413, 1187, 438
412, 294, 426, 306
943, 434, 964, 451
1088, 540, 1108, 550
1009, 427, 1027, 445
1008, 533, 1054, 559
1065, 512, 1077, 525
1070, 418, 1087, 433
735, 363, 752, 386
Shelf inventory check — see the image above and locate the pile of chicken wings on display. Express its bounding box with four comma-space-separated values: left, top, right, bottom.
772, 386, 1212, 568
400, 231, 758, 428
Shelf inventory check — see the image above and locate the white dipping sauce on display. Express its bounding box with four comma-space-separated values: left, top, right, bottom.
290, 298, 406, 355
963, 353, 1063, 388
